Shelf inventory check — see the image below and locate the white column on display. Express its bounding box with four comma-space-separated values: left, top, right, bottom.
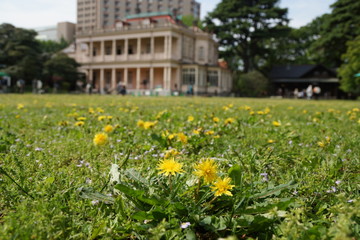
111, 68, 116, 94
100, 41, 104, 60
150, 67, 154, 90
167, 67, 172, 91
218, 69, 222, 92
164, 36, 168, 59
100, 68, 105, 94
137, 38, 141, 60
151, 37, 155, 59
169, 36, 172, 59
89, 41, 93, 58
177, 66, 181, 90
124, 68, 128, 87
163, 67, 167, 90
136, 68, 141, 92
125, 38, 128, 60
112, 40, 116, 60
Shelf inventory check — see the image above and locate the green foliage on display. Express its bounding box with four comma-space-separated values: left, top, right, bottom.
204, 0, 290, 73
338, 36, 360, 95
38, 39, 70, 54
0, 95, 359, 239
236, 71, 269, 97
311, 0, 360, 68
43, 53, 80, 86
181, 15, 203, 29
0, 23, 42, 80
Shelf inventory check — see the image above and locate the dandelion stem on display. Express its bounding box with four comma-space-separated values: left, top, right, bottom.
195, 178, 201, 200
208, 196, 217, 205
0, 167, 34, 199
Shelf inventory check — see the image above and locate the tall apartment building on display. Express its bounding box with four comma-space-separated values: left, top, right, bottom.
77, 0, 200, 32
66, 13, 232, 96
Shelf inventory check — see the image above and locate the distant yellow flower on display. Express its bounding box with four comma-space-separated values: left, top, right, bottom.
317, 141, 325, 148
88, 108, 95, 114
352, 108, 359, 112
244, 106, 252, 111
104, 125, 114, 133
224, 118, 235, 125
96, 107, 105, 113
264, 107, 271, 114
93, 133, 109, 146
194, 159, 218, 183
58, 121, 69, 126
77, 117, 86, 121
107, 116, 113, 120
325, 136, 331, 143
137, 120, 145, 128
17, 104, 25, 109
257, 111, 264, 115
268, 139, 275, 143
75, 121, 85, 127
213, 135, 220, 139
98, 115, 106, 121
213, 117, 220, 123
287, 106, 294, 110
205, 130, 215, 135
272, 121, 281, 127
164, 149, 181, 159
15, 115, 21, 119
157, 158, 184, 176
193, 129, 200, 135
222, 106, 229, 111
249, 111, 255, 115
143, 121, 156, 129
177, 133, 188, 144
211, 177, 235, 197
168, 133, 176, 140
187, 115, 194, 122
303, 110, 308, 114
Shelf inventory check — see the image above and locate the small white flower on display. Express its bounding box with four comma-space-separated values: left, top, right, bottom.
347, 199, 354, 203
180, 222, 191, 229
91, 200, 99, 205
35, 147, 43, 151
335, 180, 341, 185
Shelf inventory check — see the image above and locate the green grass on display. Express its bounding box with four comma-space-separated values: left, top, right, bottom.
0, 94, 359, 239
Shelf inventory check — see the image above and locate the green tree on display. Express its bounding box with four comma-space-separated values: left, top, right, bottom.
43, 53, 81, 90
337, 36, 360, 95
181, 15, 203, 29
311, 0, 360, 68
204, 0, 290, 73
236, 71, 269, 97
0, 23, 42, 80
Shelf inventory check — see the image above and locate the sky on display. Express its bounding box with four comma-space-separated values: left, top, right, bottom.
0, 0, 336, 29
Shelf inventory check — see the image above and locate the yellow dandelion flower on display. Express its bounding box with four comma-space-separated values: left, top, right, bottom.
272, 121, 281, 127
249, 111, 255, 115
213, 117, 220, 123
213, 135, 220, 139
143, 121, 156, 129
205, 130, 215, 135
317, 141, 325, 148
96, 107, 104, 113
325, 136, 331, 143
17, 104, 25, 109
211, 177, 235, 197
58, 121, 69, 126
177, 133, 188, 144
104, 125, 114, 133
15, 115, 21, 119
193, 129, 200, 135
164, 149, 181, 159
98, 115, 106, 121
194, 159, 218, 183
88, 108, 95, 114
93, 133, 109, 146
77, 117, 86, 121
168, 133, 176, 140
268, 139, 275, 143
287, 106, 294, 110
303, 110, 308, 114
137, 120, 145, 128
187, 115, 194, 122
157, 158, 184, 176
75, 121, 85, 127
224, 118, 235, 125
352, 108, 359, 112
257, 111, 264, 115
107, 116, 113, 120
264, 107, 271, 114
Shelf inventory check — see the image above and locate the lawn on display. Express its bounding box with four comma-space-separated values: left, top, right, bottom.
0, 94, 359, 239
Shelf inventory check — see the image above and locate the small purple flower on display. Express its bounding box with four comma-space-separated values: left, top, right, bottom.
335, 180, 341, 185
180, 222, 191, 229
35, 147, 43, 151
347, 199, 354, 203
91, 200, 99, 205
260, 173, 269, 182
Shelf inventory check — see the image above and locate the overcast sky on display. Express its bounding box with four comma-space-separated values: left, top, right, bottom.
0, 0, 336, 29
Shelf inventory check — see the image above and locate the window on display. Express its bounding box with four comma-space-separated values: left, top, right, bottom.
128, 45, 133, 54
198, 46, 204, 61
182, 68, 195, 85
207, 70, 218, 87
105, 46, 112, 55
117, 46, 122, 55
